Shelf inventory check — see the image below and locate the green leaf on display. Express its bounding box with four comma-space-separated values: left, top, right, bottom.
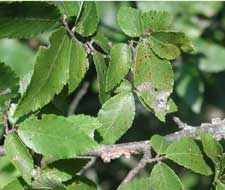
197, 131, 223, 164
55, 2, 80, 17
1, 178, 27, 190
14, 27, 70, 118
93, 53, 111, 104
18, 115, 99, 159
93, 32, 111, 54
106, 43, 132, 91
118, 177, 151, 190
0, 2, 61, 39
134, 42, 174, 121
76, 2, 99, 37
0, 62, 19, 112
66, 114, 101, 137
117, 6, 143, 37
149, 162, 184, 190
114, 79, 132, 94
175, 62, 204, 113
216, 182, 225, 190
66, 176, 97, 190
142, 11, 173, 32
0, 157, 20, 188
194, 39, 225, 73
166, 137, 212, 176
48, 158, 90, 177
97, 92, 135, 144
4, 133, 34, 184
147, 36, 181, 60
151, 135, 171, 155
151, 32, 194, 53
0, 39, 36, 78
68, 39, 88, 93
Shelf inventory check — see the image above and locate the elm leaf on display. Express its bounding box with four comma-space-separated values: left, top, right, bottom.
117, 6, 143, 37
4, 133, 34, 184
134, 42, 174, 121
93, 53, 111, 104
0, 62, 19, 112
97, 92, 135, 144
106, 44, 132, 92
148, 35, 181, 60
149, 162, 184, 190
0, 2, 61, 39
76, 2, 99, 37
14, 27, 70, 117
68, 39, 88, 94
18, 115, 99, 159
166, 137, 212, 176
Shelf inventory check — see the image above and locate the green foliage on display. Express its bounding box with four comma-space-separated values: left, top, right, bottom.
4, 133, 33, 184
0, 62, 19, 112
149, 162, 184, 190
18, 115, 99, 159
0, 2, 224, 190
166, 137, 212, 176
67, 40, 88, 93
14, 27, 69, 117
106, 43, 132, 91
75, 2, 99, 37
97, 92, 135, 144
0, 2, 61, 39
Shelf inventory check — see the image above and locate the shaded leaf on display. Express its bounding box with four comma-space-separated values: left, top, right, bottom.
197, 131, 223, 164
118, 177, 151, 190
93, 32, 111, 54
175, 61, 204, 113
93, 53, 111, 104
18, 115, 99, 159
134, 42, 174, 121
76, 2, 99, 37
4, 133, 34, 184
68, 39, 88, 93
0, 39, 36, 78
166, 137, 212, 176
117, 6, 143, 37
151, 135, 171, 155
1, 178, 27, 190
151, 31, 194, 53
0, 156, 20, 188
142, 11, 173, 32
66, 176, 97, 190
55, 2, 80, 17
148, 35, 181, 60
194, 39, 225, 73
14, 27, 70, 117
0, 2, 61, 39
149, 162, 184, 190
97, 92, 135, 144
0, 62, 19, 112
106, 43, 132, 91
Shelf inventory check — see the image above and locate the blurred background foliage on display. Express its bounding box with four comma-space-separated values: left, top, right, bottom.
0, 1, 225, 190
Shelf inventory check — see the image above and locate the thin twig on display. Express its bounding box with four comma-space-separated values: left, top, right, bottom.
119, 147, 151, 186
3, 112, 9, 134
67, 81, 90, 116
